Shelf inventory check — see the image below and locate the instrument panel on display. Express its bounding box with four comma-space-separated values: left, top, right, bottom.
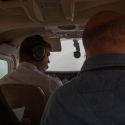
46, 71, 79, 84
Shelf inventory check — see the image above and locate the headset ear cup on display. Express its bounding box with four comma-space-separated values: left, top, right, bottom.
32, 45, 45, 61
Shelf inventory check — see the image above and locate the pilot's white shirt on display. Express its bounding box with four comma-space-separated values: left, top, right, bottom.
0, 62, 63, 98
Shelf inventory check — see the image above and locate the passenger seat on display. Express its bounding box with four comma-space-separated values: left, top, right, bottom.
0, 86, 21, 125
1, 84, 47, 125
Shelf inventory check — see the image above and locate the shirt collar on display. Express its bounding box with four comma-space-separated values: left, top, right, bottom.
79, 53, 125, 75
18, 62, 39, 71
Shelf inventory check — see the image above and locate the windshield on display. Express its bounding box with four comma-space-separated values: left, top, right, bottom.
47, 39, 86, 72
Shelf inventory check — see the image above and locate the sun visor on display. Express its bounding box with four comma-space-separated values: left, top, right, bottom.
44, 38, 61, 52
0, 43, 18, 58
12, 36, 61, 52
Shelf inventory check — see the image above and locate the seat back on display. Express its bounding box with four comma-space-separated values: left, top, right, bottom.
0, 87, 21, 125
1, 84, 47, 125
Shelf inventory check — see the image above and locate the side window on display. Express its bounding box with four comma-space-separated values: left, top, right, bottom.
0, 60, 8, 79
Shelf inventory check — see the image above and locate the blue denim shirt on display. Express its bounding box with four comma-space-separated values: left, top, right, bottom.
41, 53, 125, 125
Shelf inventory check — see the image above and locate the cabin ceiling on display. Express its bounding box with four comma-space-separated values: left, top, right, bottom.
0, 0, 124, 47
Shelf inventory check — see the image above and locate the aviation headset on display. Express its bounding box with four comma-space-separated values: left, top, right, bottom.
31, 44, 46, 61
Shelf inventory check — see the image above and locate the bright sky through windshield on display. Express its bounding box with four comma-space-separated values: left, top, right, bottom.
47, 39, 86, 71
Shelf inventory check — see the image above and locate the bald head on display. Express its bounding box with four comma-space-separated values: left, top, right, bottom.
85, 11, 123, 30
83, 11, 125, 58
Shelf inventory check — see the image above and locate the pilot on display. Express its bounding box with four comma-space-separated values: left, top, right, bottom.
0, 35, 62, 98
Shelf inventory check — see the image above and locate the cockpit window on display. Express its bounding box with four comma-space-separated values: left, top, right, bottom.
47, 39, 86, 71
0, 60, 8, 78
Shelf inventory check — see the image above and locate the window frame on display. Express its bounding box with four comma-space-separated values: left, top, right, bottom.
0, 53, 16, 73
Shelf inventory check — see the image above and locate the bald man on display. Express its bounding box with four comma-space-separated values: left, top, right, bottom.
40, 11, 125, 125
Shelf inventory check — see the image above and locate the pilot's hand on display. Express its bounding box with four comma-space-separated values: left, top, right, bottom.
49, 74, 58, 78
